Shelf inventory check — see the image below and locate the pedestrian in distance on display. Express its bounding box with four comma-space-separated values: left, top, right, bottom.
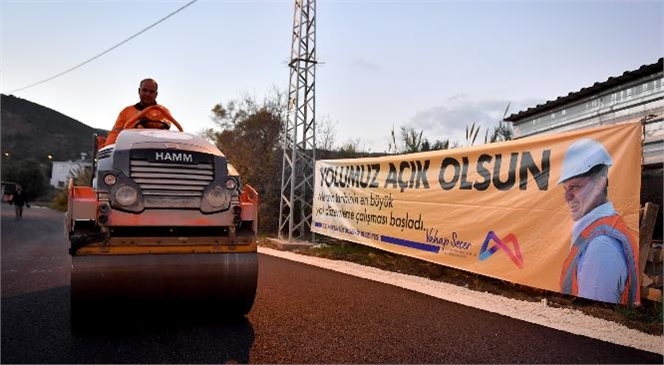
9, 185, 29, 220
558, 138, 639, 305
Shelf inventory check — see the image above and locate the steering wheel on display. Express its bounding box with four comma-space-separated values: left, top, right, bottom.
123, 105, 184, 132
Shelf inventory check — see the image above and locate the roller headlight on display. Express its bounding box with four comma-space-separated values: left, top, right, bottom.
103, 173, 117, 186
205, 186, 229, 207
225, 178, 237, 190
115, 185, 138, 206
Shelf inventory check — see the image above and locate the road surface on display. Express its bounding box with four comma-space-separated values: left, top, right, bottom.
1, 203, 661, 363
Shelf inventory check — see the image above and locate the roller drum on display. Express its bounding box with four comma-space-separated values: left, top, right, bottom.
71, 252, 258, 318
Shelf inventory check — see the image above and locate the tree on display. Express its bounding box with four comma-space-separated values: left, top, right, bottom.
209, 88, 287, 132
485, 121, 514, 143
337, 138, 362, 158
485, 102, 514, 144
388, 126, 421, 153
1, 159, 49, 201
421, 138, 450, 151
401, 127, 424, 153
388, 125, 450, 154
316, 115, 338, 159
207, 90, 286, 234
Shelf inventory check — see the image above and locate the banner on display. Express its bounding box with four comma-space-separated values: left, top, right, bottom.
312, 122, 642, 304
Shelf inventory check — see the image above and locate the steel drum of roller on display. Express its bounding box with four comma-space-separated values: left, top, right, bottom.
71, 252, 258, 311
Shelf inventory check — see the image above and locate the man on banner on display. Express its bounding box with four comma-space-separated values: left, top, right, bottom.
558, 138, 639, 305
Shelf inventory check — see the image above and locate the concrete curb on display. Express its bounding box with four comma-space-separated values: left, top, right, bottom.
263, 237, 315, 251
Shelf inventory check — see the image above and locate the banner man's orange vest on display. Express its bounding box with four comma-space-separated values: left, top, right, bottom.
559, 215, 639, 305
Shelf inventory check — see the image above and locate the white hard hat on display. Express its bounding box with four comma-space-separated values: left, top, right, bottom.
557, 138, 612, 184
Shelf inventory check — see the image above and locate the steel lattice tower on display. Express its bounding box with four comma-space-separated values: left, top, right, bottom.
278, 0, 317, 241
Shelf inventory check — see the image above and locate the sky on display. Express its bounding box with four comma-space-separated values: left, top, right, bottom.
1, 0, 662, 155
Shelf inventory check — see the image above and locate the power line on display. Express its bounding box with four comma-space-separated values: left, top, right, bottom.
7, 0, 198, 94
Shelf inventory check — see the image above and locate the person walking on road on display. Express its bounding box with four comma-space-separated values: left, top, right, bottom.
9, 185, 29, 220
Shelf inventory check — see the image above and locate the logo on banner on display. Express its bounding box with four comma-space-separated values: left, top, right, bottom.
478, 231, 524, 269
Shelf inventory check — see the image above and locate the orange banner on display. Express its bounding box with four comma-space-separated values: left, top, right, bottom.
312, 122, 642, 304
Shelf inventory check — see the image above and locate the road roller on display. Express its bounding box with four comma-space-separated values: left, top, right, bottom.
65, 105, 258, 324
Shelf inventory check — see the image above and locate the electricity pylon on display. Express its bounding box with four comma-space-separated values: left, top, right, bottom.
278, 0, 317, 241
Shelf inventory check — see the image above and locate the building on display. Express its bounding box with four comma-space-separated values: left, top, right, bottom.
50, 153, 92, 188
504, 58, 663, 239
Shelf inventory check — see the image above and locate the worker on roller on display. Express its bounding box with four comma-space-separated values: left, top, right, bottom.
103, 78, 169, 147
558, 138, 639, 305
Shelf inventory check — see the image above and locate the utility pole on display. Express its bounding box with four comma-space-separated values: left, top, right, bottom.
278, 0, 317, 241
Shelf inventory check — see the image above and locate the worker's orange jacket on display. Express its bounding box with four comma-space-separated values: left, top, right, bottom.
103, 103, 169, 147
104, 104, 142, 147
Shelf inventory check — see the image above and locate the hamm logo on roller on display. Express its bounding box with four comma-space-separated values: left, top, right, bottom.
479, 231, 524, 269
155, 152, 193, 163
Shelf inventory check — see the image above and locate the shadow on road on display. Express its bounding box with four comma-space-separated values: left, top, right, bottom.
2, 286, 255, 364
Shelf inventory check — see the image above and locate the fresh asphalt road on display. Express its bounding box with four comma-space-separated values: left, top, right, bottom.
1, 203, 662, 364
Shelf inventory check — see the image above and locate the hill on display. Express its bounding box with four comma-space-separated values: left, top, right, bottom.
1, 94, 107, 163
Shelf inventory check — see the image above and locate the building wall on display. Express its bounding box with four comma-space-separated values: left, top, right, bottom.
511, 74, 663, 165
50, 161, 92, 188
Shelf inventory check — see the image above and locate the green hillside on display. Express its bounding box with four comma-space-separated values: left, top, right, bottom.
1, 94, 107, 164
